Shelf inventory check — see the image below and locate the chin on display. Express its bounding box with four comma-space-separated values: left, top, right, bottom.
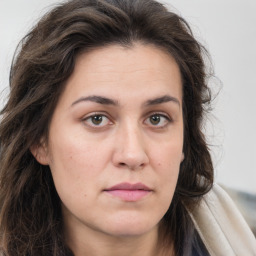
102, 214, 160, 237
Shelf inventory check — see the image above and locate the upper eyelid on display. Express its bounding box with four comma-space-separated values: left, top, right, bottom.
145, 114, 171, 122
82, 111, 111, 120
144, 111, 172, 121
81, 111, 172, 121
82, 114, 113, 128
81, 112, 112, 124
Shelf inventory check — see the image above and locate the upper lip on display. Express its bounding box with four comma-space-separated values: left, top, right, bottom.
104, 182, 151, 191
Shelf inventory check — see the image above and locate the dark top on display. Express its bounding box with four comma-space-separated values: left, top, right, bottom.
191, 229, 210, 256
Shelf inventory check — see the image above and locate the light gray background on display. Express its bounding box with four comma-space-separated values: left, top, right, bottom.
0, 0, 255, 193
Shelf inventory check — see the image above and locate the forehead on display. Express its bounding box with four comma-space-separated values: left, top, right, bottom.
74, 43, 181, 80
60, 43, 183, 106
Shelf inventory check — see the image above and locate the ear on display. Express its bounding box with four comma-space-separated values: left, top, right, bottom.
180, 152, 185, 163
30, 138, 49, 165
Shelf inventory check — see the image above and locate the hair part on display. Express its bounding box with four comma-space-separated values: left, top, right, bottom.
0, 0, 213, 255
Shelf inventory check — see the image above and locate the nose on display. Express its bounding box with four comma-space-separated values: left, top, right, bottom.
112, 123, 149, 170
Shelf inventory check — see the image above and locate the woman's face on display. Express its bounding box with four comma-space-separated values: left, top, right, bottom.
35, 44, 184, 239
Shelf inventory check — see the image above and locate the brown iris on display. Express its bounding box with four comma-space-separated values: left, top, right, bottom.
91, 115, 103, 125
150, 115, 161, 125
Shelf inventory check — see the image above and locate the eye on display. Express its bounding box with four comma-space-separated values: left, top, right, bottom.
144, 113, 171, 128
83, 114, 112, 128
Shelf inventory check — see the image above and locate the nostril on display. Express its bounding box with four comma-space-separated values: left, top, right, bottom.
118, 162, 145, 170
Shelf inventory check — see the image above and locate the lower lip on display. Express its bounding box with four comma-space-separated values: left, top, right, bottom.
105, 190, 151, 201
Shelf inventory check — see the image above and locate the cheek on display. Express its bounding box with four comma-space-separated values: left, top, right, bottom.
47, 137, 109, 213
154, 142, 183, 172
47, 132, 110, 197
49, 130, 107, 171
152, 143, 182, 198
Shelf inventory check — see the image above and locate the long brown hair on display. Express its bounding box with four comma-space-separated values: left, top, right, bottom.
0, 0, 213, 255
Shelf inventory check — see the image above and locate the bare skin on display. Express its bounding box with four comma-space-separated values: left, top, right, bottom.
32, 43, 183, 256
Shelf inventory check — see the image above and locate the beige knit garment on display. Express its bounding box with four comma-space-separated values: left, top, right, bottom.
189, 184, 256, 256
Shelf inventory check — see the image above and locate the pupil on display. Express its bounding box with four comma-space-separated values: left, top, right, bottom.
92, 115, 102, 124
150, 115, 160, 124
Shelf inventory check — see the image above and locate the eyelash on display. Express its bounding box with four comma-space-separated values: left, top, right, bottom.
82, 112, 172, 129
82, 112, 113, 128
144, 112, 172, 128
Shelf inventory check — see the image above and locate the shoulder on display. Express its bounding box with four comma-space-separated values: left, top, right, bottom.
189, 183, 256, 256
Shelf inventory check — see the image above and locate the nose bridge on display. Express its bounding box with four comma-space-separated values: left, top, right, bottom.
123, 121, 143, 151
112, 118, 149, 170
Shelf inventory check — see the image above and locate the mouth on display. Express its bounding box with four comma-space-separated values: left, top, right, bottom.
103, 182, 152, 202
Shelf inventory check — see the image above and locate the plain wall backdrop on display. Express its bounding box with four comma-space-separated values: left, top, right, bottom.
0, 0, 255, 193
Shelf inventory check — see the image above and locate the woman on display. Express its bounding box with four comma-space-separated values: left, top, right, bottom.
0, 0, 255, 255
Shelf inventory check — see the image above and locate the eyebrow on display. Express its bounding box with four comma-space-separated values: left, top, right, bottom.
71, 94, 180, 107
144, 95, 180, 107
71, 95, 118, 106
